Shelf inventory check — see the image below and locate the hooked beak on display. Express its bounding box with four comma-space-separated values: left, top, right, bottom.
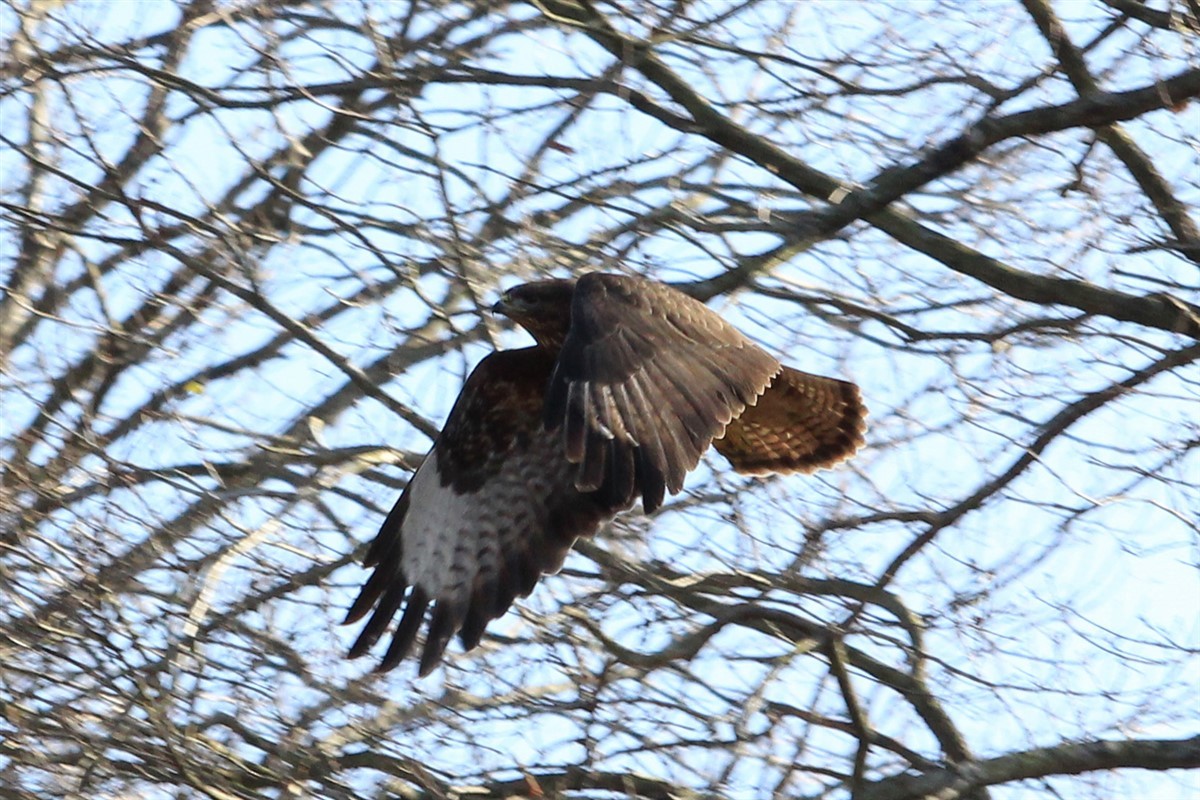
491, 293, 512, 316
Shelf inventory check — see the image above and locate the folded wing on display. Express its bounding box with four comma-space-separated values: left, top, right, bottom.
544, 273, 781, 512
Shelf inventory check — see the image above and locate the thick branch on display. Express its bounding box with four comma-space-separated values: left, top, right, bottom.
533, 0, 1200, 338
860, 735, 1200, 800
869, 214, 1200, 338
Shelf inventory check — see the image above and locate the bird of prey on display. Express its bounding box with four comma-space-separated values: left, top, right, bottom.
344, 272, 866, 676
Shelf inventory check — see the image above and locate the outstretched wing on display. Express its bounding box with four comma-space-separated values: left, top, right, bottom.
713, 366, 867, 475
344, 348, 633, 676
544, 273, 781, 513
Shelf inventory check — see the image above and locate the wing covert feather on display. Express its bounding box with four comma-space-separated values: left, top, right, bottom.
545, 273, 781, 511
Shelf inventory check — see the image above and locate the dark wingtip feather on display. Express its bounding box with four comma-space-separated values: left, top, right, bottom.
577, 425, 617, 492
342, 564, 403, 626
637, 448, 667, 513
348, 579, 411, 658
596, 439, 636, 508
459, 572, 504, 652
375, 586, 430, 672
563, 396, 587, 463
418, 601, 463, 677
459, 602, 489, 652
342, 592, 376, 627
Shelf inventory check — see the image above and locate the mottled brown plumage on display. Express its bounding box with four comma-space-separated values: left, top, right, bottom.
344, 272, 866, 675
714, 366, 866, 475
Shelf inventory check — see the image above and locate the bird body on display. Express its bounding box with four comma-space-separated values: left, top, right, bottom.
345, 273, 866, 675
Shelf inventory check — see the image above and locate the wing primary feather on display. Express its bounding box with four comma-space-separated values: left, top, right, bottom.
654, 352, 723, 438
643, 355, 712, 492
459, 593, 490, 652
349, 581, 410, 658
376, 586, 430, 671
576, 426, 610, 491
610, 379, 658, 460
563, 382, 588, 462
419, 600, 465, 677
597, 384, 631, 439
343, 564, 402, 626
602, 357, 691, 500
596, 437, 637, 508
637, 446, 667, 512
493, 557, 519, 614
512, 546, 542, 597
614, 376, 671, 508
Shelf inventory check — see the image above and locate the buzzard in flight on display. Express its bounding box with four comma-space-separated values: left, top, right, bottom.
344, 273, 866, 675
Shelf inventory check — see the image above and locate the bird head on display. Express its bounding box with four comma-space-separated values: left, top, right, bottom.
491, 278, 577, 347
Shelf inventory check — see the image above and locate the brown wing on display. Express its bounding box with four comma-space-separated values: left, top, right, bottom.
544, 273, 781, 513
343, 348, 633, 676
713, 366, 867, 475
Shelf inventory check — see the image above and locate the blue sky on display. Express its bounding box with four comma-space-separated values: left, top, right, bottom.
2, 1, 1197, 798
